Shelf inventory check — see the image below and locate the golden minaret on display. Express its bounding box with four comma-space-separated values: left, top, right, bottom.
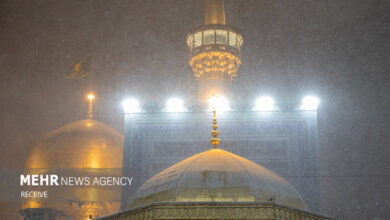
186, 0, 243, 102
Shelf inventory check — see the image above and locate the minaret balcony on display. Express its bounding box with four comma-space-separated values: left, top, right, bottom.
186, 24, 243, 58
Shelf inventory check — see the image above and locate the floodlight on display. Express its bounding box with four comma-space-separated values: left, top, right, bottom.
208, 96, 230, 112
300, 96, 320, 110
166, 98, 186, 112
87, 93, 95, 100
253, 96, 275, 111
122, 98, 141, 113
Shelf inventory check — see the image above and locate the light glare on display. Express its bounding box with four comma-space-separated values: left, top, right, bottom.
300, 96, 320, 110
122, 98, 141, 113
208, 96, 230, 112
166, 98, 186, 112
253, 96, 275, 111
87, 93, 95, 100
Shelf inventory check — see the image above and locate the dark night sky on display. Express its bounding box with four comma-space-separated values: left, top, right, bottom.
0, 0, 389, 219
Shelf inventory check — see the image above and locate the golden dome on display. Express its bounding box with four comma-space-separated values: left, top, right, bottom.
23, 119, 123, 219
26, 119, 123, 169
128, 148, 305, 209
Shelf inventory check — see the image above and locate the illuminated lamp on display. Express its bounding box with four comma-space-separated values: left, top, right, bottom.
253, 96, 275, 111
208, 95, 230, 112
300, 96, 320, 110
122, 98, 141, 113
166, 98, 186, 112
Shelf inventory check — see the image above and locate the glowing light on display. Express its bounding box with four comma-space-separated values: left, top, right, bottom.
88, 145, 100, 168
122, 98, 141, 113
87, 93, 95, 100
166, 98, 186, 112
208, 95, 230, 112
253, 96, 275, 111
87, 93, 95, 119
300, 96, 320, 110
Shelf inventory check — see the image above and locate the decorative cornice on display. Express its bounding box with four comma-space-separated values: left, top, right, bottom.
96, 202, 335, 220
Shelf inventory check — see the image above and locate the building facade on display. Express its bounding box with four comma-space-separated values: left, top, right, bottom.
121, 110, 321, 211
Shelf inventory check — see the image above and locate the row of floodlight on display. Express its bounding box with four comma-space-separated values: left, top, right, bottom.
122, 96, 320, 113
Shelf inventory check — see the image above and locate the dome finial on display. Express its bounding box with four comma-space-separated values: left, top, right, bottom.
208, 95, 220, 148
87, 92, 95, 119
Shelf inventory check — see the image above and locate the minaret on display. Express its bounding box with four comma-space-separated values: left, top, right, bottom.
186, 0, 243, 102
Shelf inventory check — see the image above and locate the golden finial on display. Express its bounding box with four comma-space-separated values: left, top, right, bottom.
210, 109, 220, 148
87, 92, 95, 119
208, 95, 220, 148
